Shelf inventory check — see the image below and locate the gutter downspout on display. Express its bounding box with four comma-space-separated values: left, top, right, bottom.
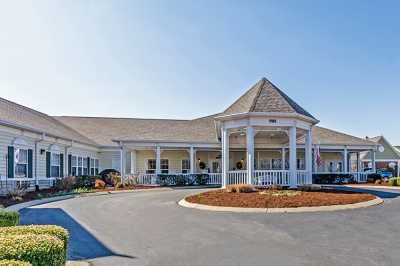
34, 133, 45, 189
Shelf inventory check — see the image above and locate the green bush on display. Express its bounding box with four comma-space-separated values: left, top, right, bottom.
0, 234, 64, 266
397, 177, 400, 186
0, 225, 68, 251
388, 178, 397, 186
0, 260, 31, 266
0, 211, 19, 227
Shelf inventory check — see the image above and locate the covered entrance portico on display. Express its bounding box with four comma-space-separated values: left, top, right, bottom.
216, 112, 316, 188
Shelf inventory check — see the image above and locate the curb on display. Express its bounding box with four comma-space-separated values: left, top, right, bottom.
342, 185, 400, 190
6, 187, 173, 212
178, 197, 384, 213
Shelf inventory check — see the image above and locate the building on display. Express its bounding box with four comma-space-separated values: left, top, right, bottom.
0, 77, 377, 193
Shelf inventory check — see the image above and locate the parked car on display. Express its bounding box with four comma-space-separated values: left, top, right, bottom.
378, 170, 393, 178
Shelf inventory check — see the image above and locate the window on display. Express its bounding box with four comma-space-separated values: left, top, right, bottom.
297, 159, 305, 170
78, 157, 83, 176
147, 159, 156, 174
259, 159, 271, 170
337, 162, 343, 172
272, 159, 282, 170
15, 148, 28, 178
90, 159, 99, 175
83, 158, 88, 175
181, 159, 190, 173
328, 162, 334, 172
161, 159, 169, 174
51, 153, 61, 177
71, 156, 77, 176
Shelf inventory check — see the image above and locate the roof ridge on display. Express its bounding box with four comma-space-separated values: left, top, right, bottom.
223, 78, 265, 113
54, 115, 190, 122
0, 97, 97, 145
249, 78, 266, 112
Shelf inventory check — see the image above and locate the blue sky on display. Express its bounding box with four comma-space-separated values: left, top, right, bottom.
1, 1, 399, 143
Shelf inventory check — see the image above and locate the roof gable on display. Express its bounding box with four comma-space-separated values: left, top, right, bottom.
366, 136, 400, 160
223, 78, 316, 120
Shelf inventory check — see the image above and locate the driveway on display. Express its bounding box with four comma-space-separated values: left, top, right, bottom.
20, 187, 400, 266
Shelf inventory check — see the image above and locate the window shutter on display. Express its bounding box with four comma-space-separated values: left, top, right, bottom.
7, 146, 14, 178
87, 157, 90, 176
46, 152, 51, 178
28, 149, 33, 178
68, 154, 72, 176
60, 153, 64, 178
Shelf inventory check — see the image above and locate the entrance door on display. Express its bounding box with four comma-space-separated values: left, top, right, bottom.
211, 160, 220, 173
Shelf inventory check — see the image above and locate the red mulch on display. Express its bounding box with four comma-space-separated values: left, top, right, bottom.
185, 188, 376, 208
0, 185, 157, 208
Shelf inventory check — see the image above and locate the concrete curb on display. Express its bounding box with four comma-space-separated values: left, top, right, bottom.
178, 197, 383, 213
6, 187, 173, 212
342, 185, 400, 190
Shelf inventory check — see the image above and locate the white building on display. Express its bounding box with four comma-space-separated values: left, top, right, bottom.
0, 77, 378, 193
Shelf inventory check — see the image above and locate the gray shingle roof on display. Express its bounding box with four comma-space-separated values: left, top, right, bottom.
223, 78, 316, 120
309, 127, 376, 146
0, 97, 97, 146
54, 115, 220, 146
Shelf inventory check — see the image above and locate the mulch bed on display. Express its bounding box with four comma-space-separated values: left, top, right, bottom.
0, 185, 157, 208
185, 188, 376, 208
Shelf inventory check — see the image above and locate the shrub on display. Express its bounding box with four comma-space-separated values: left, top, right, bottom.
375, 179, 382, 185
0, 234, 65, 266
94, 179, 106, 189
397, 177, 400, 186
0, 260, 31, 266
0, 211, 19, 227
7, 186, 27, 202
74, 176, 97, 189
226, 184, 256, 193
313, 174, 354, 184
109, 173, 122, 188
55, 176, 76, 191
0, 225, 69, 251
195, 174, 208, 185
269, 184, 284, 191
388, 178, 397, 186
367, 173, 382, 182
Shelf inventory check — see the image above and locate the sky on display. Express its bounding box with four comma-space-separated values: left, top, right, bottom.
0, 1, 399, 143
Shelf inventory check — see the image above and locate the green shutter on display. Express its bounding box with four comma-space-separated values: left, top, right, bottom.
28, 149, 33, 178
46, 152, 51, 178
87, 157, 90, 176
7, 146, 14, 179
68, 154, 72, 176
60, 153, 64, 177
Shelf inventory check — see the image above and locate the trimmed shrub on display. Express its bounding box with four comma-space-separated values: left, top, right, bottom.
375, 179, 382, 185
397, 177, 400, 186
226, 184, 257, 193
55, 176, 76, 191
0, 234, 65, 266
313, 174, 354, 184
74, 175, 97, 189
367, 173, 382, 182
0, 260, 31, 266
388, 178, 397, 186
158, 174, 210, 186
0, 225, 69, 251
0, 211, 19, 227
94, 179, 106, 189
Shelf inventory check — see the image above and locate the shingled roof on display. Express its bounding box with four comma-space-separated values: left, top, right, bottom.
223, 78, 316, 120
0, 97, 97, 145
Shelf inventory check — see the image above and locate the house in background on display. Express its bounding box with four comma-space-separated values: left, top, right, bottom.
361, 136, 400, 177
0, 77, 378, 194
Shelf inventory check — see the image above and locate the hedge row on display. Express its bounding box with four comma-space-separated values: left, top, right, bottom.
0, 234, 64, 266
158, 174, 209, 186
0, 211, 19, 227
0, 225, 68, 266
0, 260, 31, 266
312, 174, 354, 184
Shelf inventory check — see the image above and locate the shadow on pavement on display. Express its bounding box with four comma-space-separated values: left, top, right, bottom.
20, 208, 136, 261
330, 185, 400, 199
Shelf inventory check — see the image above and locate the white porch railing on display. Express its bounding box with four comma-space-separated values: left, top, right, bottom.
253, 170, 291, 186
208, 173, 222, 184
136, 174, 158, 185
296, 170, 310, 185
227, 170, 247, 185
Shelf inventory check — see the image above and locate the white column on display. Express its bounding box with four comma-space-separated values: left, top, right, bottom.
289, 126, 297, 188
246, 126, 254, 185
64, 146, 69, 178
130, 150, 136, 175
281, 148, 286, 170
190, 146, 195, 174
371, 149, 376, 173
120, 146, 125, 183
343, 147, 348, 173
356, 152, 360, 172
397, 161, 400, 177
156, 146, 161, 175
305, 129, 312, 184
222, 127, 229, 188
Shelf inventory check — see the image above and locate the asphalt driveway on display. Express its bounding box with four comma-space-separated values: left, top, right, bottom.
20, 187, 400, 266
